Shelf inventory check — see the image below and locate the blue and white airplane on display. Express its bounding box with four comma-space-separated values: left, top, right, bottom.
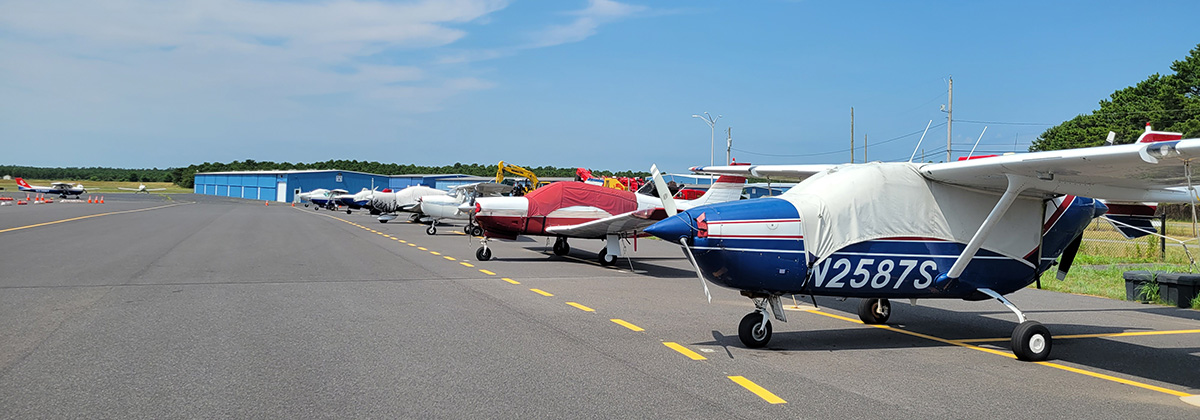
644, 125, 1195, 361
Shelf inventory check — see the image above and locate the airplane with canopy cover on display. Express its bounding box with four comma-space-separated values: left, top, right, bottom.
644, 124, 1196, 362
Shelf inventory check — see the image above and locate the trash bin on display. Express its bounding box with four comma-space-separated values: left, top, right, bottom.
1123, 271, 1156, 303
1154, 272, 1200, 309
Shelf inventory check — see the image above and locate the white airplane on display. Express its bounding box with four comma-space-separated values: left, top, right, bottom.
418, 182, 514, 235
295, 188, 331, 207
15, 178, 91, 198
369, 185, 447, 223
333, 188, 379, 214
642, 123, 1196, 361
117, 184, 166, 194
306, 188, 347, 210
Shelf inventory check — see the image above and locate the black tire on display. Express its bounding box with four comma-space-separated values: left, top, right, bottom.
598, 248, 617, 266
1012, 321, 1052, 361
857, 298, 891, 324
738, 312, 772, 348
379, 219, 388, 224
470, 226, 483, 237
553, 238, 570, 256
426, 225, 436, 235
476, 247, 492, 261
304, 203, 309, 207
346, 209, 352, 214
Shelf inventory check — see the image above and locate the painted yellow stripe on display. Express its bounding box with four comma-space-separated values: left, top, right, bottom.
804, 309, 1200, 396
460, 262, 475, 268
429, 251, 441, 255
444, 256, 457, 261
407, 243, 416, 247
453, 231, 466, 235
418, 247, 427, 251
479, 269, 496, 275
566, 302, 594, 312
957, 328, 1200, 343
502, 278, 520, 285
663, 342, 706, 360
728, 376, 786, 404
530, 289, 553, 297
0, 202, 186, 234
399, 240, 407, 243
1036, 361, 1193, 397
610, 319, 644, 332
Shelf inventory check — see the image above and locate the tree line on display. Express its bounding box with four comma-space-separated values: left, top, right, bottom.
2, 161, 650, 189
1030, 43, 1200, 151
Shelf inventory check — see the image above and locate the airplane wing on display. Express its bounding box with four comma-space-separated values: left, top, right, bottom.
472, 182, 514, 196
117, 187, 137, 191
690, 164, 836, 181
545, 209, 664, 238
920, 138, 1200, 202
146, 188, 167, 191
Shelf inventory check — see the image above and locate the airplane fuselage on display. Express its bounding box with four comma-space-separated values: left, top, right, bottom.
474, 185, 660, 240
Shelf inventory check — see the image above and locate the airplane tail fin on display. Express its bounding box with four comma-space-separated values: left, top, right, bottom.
1103, 202, 1159, 239
682, 175, 747, 207
14, 178, 31, 189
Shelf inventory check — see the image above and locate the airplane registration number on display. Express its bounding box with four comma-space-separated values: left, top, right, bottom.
811, 257, 939, 290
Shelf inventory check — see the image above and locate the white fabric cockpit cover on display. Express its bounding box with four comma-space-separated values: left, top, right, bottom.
782, 162, 1042, 264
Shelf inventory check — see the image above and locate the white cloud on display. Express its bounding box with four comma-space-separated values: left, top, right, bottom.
528, 0, 647, 48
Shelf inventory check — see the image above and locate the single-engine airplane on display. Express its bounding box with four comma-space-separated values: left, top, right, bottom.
643, 124, 1194, 361
308, 188, 348, 210
472, 167, 746, 265
419, 182, 514, 236
369, 185, 447, 223
15, 178, 92, 198
117, 184, 166, 194
334, 188, 378, 214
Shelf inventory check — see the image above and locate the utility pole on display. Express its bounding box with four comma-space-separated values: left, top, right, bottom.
946, 76, 953, 162
864, 134, 868, 162
726, 127, 732, 165
851, 107, 855, 163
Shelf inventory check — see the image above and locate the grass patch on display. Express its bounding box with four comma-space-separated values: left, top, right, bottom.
0, 178, 190, 194
1035, 263, 1192, 302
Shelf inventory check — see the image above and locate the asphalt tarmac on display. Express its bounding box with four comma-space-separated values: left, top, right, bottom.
1, 193, 1198, 418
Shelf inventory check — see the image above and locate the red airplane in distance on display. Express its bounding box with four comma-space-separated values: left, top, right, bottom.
472, 165, 746, 265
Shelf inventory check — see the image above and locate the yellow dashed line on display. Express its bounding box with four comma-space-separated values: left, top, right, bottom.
460, 262, 475, 268
399, 240, 407, 243
407, 243, 416, 247
530, 289, 553, 297
502, 278, 520, 285
610, 319, 644, 331
479, 269, 496, 275
444, 256, 457, 261
429, 251, 441, 255
418, 247, 427, 251
663, 342, 706, 360
453, 231, 466, 235
566, 302, 594, 312
728, 376, 786, 404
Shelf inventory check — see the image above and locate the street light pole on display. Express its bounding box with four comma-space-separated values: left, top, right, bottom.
692, 112, 722, 166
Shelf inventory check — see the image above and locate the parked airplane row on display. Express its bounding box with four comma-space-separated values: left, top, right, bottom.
296, 125, 1193, 364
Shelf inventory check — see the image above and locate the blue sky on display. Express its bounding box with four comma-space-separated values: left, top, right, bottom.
2, 0, 1198, 173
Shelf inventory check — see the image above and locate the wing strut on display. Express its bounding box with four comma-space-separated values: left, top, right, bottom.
945, 174, 1032, 280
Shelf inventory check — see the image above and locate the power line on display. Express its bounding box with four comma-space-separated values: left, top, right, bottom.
731, 122, 947, 158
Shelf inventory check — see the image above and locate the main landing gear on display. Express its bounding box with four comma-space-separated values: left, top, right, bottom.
426, 224, 437, 235
975, 288, 1052, 361
552, 237, 570, 256
857, 298, 891, 324
476, 237, 492, 261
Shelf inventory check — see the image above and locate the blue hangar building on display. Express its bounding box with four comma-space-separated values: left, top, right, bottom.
193, 170, 392, 203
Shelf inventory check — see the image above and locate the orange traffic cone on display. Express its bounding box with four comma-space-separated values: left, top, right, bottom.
265, 201, 269, 206
87, 196, 93, 204
99, 196, 105, 204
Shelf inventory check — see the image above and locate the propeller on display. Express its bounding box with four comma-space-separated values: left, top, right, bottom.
650, 164, 677, 217
1056, 233, 1084, 280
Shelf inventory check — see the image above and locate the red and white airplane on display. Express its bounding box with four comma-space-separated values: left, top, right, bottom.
472, 166, 746, 265
15, 178, 91, 198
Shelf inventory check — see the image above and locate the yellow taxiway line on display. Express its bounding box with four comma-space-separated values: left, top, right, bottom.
728, 376, 786, 404
566, 302, 595, 312
610, 319, 644, 332
663, 342, 706, 360
0, 202, 188, 234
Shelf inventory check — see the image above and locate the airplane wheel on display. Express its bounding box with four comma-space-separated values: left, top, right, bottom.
857, 298, 891, 324
598, 248, 617, 266
553, 238, 570, 256
346, 210, 352, 214
379, 219, 388, 224
476, 247, 492, 261
304, 204, 310, 207
1012, 321, 1052, 361
470, 226, 483, 237
738, 312, 772, 348
426, 226, 436, 235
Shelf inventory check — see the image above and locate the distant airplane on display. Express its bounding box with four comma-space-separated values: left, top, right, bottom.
418, 182, 513, 235
296, 188, 332, 208
472, 166, 746, 265
369, 185, 448, 223
641, 124, 1191, 361
334, 188, 378, 214
14, 177, 91, 198
308, 188, 348, 211
117, 184, 166, 194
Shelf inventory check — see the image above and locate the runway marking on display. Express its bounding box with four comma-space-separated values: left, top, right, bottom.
566, 302, 594, 312
502, 278, 520, 285
407, 243, 416, 247
418, 247, 428, 251
444, 256, 457, 261
955, 329, 1200, 343
399, 240, 407, 243
460, 262, 475, 268
804, 309, 1197, 399
663, 342, 706, 360
0, 202, 187, 234
429, 251, 441, 255
610, 319, 644, 331
728, 376, 786, 404
479, 269, 496, 275
530, 289, 553, 297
